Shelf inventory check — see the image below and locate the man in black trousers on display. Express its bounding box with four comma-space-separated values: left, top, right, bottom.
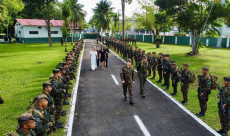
104, 45, 110, 68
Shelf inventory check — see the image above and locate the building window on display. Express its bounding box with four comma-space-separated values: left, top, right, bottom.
38, 27, 42, 29
29, 31, 38, 34
51, 31, 58, 34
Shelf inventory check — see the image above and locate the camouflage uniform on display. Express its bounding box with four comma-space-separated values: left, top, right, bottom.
163, 57, 171, 89
171, 66, 180, 94
120, 65, 135, 99
137, 59, 148, 97
198, 73, 211, 115
134, 49, 138, 66
157, 56, 163, 82
151, 53, 158, 79
137, 50, 142, 63
181, 67, 191, 103
15, 129, 36, 136
50, 75, 65, 126
147, 54, 151, 76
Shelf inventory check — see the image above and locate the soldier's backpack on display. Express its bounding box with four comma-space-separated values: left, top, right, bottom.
185, 70, 196, 83
7, 131, 20, 136
141, 60, 148, 67
56, 63, 63, 69
27, 97, 39, 110
206, 74, 219, 90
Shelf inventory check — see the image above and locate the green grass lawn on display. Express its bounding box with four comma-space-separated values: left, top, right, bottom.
111, 41, 230, 133
0, 42, 78, 135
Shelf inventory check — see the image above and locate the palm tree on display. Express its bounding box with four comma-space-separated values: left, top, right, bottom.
112, 13, 119, 34
69, 0, 86, 44
61, 0, 71, 52
93, 0, 114, 36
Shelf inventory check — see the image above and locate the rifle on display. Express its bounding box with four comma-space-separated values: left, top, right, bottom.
198, 75, 202, 98
181, 68, 183, 88
171, 66, 175, 86
219, 86, 225, 116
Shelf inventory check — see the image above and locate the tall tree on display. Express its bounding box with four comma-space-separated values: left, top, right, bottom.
61, 0, 71, 52
92, 0, 114, 36
121, 0, 132, 39
112, 13, 119, 34
155, 0, 229, 54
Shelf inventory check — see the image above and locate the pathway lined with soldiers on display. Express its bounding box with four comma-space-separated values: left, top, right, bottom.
71, 39, 215, 136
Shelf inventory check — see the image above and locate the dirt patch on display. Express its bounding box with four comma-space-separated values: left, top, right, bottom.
35, 62, 43, 64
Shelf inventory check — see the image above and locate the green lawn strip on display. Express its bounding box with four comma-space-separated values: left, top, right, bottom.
109, 41, 229, 133
0, 42, 76, 135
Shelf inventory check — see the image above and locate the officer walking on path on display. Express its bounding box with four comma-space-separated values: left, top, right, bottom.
120, 59, 135, 105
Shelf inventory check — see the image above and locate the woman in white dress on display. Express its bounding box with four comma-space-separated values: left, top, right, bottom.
90, 46, 98, 71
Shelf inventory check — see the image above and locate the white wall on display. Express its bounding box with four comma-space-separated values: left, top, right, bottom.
15, 22, 63, 38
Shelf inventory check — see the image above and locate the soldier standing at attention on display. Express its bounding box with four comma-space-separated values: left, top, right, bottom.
163, 54, 171, 91
129, 46, 133, 64
156, 53, 163, 83
180, 63, 191, 105
147, 52, 152, 77
161, 54, 166, 86
150, 52, 158, 80
120, 59, 135, 105
216, 76, 230, 135
170, 63, 180, 96
61, 37, 64, 46
8, 113, 36, 136
137, 55, 148, 98
134, 47, 138, 66
32, 94, 54, 136
196, 67, 211, 117
137, 49, 142, 63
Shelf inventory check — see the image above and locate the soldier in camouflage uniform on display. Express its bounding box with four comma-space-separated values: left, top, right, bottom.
180, 63, 191, 105
163, 54, 171, 91
216, 76, 230, 135
32, 94, 54, 136
137, 55, 148, 98
8, 113, 36, 136
150, 52, 158, 80
161, 54, 166, 86
120, 59, 135, 105
134, 47, 138, 66
137, 49, 142, 63
50, 69, 66, 129
170, 63, 180, 96
196, 67, 211, 117
156, 53, 163, 83
129, 46, 133, 64
147, 52, 152, 76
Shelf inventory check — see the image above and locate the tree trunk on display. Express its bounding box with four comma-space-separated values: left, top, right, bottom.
191, 30, 197, 54
74, 21, 76, 43
47, 3, 52, 47
71, 25, 73, 45
122, 0, 125, 41
65, 37, 68, 52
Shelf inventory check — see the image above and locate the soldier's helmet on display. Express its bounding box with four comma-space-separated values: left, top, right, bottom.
224, 76, 230, 81
18, 113, 35, 121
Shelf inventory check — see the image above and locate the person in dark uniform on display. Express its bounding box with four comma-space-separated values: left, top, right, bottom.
104, 45, 110, 68
100, 46, 106, 70
61, 37, 64, 46
96, 46, 100, 67
156, 53, 163, 83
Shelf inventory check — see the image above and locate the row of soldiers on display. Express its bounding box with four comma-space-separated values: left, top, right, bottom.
106, 36, 230, 136
7, 39, 84, 136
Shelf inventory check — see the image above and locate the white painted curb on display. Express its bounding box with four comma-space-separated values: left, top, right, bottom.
65, 41, 86, 136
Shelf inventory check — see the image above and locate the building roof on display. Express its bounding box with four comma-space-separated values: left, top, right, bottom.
16, 18, 64, 26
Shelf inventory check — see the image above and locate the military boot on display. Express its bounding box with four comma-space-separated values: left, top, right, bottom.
150, 77, 155, 80
164, 88, 169, 91
124, 95, 127, 101
147, 74, 151, 77
56, 124, 64, 129
58, 122, 64, 125
156, 80, 162, 83
170, 93, 177, 96
130, 99, 134, 105
216, 129, 224, 134
63, 101, 69, 105
161, 84, 166, 86
142, 93, 145, 98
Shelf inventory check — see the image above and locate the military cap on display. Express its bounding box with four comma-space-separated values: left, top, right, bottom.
159, 53, 163, 55
152, 52, 156, 54
162, 54, 166, 57
142, 55, 147, 58
138, 49, 141, 50
142, 50, 145, 52
172, 63, 177, 66
202, 67, 209, 71
36, 94, 49, 101
63, 62, 68, 66
223, 76, 230, 81
135, 46, 138, 48
58, 67, 65, 71
148, 52, 151, 54
53, 69, 61, 74
43, 82, 51, 88
67, 58, 72, 61
127, 59, 132, 63
18, 113, 35, 122
183, 63, 189, 67
165, 54, 170, 57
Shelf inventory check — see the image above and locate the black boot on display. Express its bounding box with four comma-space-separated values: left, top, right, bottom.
147, 74, 151, 77
63, 101, 69, 105
156, 80, 162, 83
170, 93, 177, 96
196, 112, 205, 117
56, 124, 64, 129
61, 112, 67, 116
150, 77, 155, 80
124, 96, 127, 101
216, 129, 224, 134
68, 94, 71, 97
161, 84, 166, 86
58, 122, 64, 125
130, 99, 134, 105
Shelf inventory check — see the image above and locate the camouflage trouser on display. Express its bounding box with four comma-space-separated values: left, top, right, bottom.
148, 66, 151, 75
134, 57, 137, 67
157, 68, 163, 81
218, 104, 229, 132
172, 81, 178, 94
164, 72, 170, 88
123, 83, 133, 99
54, 99, 64, 125
198, 93, 208, 114
152, 66, 156, 78
181, 84, 189, 102
139, 74, 147, 95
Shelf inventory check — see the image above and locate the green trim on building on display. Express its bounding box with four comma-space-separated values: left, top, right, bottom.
136, 35, 143, 42
177, 36, 190, 45
164, 36, 175, 44
144, 35, 152, 43
208, 37, 217, 47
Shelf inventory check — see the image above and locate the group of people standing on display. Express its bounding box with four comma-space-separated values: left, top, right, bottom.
90, 44, 109, 70
6, 39, 83, 136
100, 36, 230, 136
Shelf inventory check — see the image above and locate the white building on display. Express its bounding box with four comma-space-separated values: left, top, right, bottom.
15, 19, 66, 43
